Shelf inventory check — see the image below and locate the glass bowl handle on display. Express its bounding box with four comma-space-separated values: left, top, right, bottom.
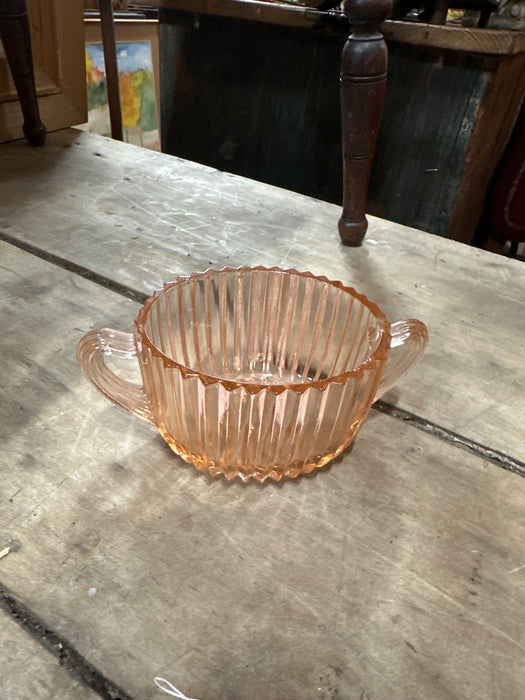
374, 319, 428, 401
77, 328, 155, 424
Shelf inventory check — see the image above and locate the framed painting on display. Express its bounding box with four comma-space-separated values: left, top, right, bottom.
81, 19, 160, 150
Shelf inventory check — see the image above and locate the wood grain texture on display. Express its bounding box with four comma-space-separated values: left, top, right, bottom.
153, 0, 328, 28
1, 243, 524, 699
383, 19, 525, 54
1, 129, 524, 461
145, 0, 525, 54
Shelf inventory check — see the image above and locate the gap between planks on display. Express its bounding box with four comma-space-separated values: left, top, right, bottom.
0, 580, 132, 700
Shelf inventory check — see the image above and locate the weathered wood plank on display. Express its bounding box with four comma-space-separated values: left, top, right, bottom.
382, 20, 525, 54
1, 130, 523, 462
1, 242, 525, 699
152, 0, 332, 29
146, 0, 525, 55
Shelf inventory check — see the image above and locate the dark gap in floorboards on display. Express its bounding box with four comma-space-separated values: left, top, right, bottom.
2, 230, 524, 479
0, 581, 133, 700
0, 230, 147, 305
373, 401, 525, 478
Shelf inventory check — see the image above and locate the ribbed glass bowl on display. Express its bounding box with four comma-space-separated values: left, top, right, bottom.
135, 267, 391, 481
78, 267, 428, 482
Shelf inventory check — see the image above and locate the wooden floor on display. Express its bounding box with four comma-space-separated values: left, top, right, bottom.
1, 129, 524, 699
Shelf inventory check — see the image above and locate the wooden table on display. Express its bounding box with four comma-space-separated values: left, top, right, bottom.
1, 129, 524, 699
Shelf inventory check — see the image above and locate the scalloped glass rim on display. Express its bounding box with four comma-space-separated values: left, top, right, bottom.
134, 266, 392, 394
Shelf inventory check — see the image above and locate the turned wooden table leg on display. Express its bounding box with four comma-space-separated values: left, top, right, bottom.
338, 0, 391, 246
0, 0, 46, 146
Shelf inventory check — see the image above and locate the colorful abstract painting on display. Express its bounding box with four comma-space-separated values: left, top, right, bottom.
84, 41, 160, 150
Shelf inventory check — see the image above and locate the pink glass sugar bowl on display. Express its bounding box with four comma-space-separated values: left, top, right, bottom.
77, 267, 428, 482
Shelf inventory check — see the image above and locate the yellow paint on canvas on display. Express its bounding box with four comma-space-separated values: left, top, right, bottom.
119, 72, 140, 129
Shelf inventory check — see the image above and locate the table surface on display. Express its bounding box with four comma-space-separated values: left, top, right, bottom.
1, 129, 524, 700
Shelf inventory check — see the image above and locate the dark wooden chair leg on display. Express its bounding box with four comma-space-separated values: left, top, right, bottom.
99, 0, 124, 141
0, 0, 46, 146
338, 0, 391, 246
